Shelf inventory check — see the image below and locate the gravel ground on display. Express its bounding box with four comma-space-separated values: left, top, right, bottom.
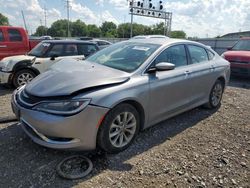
0, 77, 249, 187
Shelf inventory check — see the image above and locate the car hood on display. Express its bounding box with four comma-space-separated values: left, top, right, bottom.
25, 59, 130, 97
224, 51, 250, 62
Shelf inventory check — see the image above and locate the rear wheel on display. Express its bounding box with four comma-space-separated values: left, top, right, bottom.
13, 69, 36, 88
97, 103, 140, 153
205, 79, 224, 109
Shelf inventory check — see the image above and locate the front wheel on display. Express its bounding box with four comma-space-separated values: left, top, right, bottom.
13, 69, 36, 88
97, 103, 140, 153
205, 80, 224, 109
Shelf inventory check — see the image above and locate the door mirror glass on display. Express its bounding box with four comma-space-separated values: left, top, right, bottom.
155, 62, 175, 71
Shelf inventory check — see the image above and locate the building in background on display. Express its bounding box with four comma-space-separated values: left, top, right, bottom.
221, 31, 250, 38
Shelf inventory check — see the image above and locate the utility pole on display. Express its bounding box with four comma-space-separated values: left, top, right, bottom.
21, 10, 28, 33
65, 0, 71, 37
43, 5, 48, 35
130, 0, 134, 38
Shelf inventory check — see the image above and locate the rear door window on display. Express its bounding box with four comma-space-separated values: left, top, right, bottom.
64, 44, 78, 56
77, 44, 98, 57
0, 30, 4, 41
187, 45, 209, 64
8, 29, 22, 41
46, 44, 64, 57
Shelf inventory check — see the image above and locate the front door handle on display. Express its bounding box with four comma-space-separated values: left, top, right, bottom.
0, 45, 7, 48
184, 70, 191, 75
210, 65, 215, 70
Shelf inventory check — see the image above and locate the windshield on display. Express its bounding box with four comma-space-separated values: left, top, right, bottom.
232, 40, 250, 51
87, 42, 160, 73
28, 42, 51, 57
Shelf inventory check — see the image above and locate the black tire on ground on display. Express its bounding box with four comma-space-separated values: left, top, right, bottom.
97, 103, 140, 153
13, 69, 36, 88
205, 79, 224, 109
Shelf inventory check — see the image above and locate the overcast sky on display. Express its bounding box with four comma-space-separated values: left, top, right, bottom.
0, 0, 249, 38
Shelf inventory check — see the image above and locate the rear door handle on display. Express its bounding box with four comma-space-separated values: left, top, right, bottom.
0, 45, 7, 48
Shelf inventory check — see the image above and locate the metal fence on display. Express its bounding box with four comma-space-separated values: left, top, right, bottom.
191, 38, 239, 55
102, 38, 240, 55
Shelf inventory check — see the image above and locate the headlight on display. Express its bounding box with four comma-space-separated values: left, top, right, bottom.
33, 99, 91, 115
1, 61, 12, 72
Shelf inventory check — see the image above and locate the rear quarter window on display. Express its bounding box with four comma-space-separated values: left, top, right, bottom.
207, 50, 215, 60
8, 29, 22, 41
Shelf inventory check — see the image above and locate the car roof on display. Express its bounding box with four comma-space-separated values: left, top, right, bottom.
133, 35, 169, 39
41, 40, 97, 45
127, 38, 205, 47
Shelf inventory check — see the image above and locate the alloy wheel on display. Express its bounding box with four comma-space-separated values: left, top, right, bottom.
17, 73, 34, 86
211, 82, 223, 107
109, 112, 137, 148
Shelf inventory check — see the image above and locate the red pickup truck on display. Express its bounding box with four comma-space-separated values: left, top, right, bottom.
222, 38, 250, 77
0, 26, 40, 60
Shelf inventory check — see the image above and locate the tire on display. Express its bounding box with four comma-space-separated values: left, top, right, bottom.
13, 69, 36, 88
205, 79, 224, 109
97, 103, 140, 153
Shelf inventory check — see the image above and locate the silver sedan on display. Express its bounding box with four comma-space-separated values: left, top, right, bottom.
11, 38, 230, 153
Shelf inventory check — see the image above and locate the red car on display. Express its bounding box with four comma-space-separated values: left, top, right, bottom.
0, 26, 41, 60
222, 38, 250, 77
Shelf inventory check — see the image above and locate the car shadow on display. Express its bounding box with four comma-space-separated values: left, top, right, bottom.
0, 106, 219, 187
0, 84, 14, 96
229, 75, 250, 89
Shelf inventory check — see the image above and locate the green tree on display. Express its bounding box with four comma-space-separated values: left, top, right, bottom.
151, 22, 165, 35
117, 23, 131, 38
34, 26, 48, 36
100, 21, 117, 37
117, 23, 151, 38
0, 13, 9, 25
170, 30, 186, 39
87, 24, 101, 37
71, 19, 88, 37
47, 19, 70, 37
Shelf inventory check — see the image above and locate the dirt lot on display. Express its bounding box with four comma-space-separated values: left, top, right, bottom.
0, 77, 249, 187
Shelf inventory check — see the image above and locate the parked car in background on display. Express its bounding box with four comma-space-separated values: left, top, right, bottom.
79, 37, 112, 49
0, 26, 41, 60
39, 36, 53, 40
0, 40, 99, 88
132, 35, 169, 39
221, 38, 250, 77
11, 38, 230, 153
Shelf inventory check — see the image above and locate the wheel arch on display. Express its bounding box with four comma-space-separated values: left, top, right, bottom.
110, 99, 146, 131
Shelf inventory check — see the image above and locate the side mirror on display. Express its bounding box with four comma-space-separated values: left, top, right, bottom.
50, 54, 58, 60
147, 62, 175, 73
155, 62, 175, 71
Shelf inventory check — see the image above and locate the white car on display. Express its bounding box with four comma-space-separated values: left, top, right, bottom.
0, 40, 99, 88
